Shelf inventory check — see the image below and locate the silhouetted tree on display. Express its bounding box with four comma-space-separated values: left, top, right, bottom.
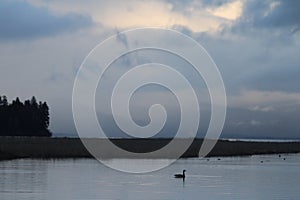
1, 96, 8, 106
0, 95, 51, 137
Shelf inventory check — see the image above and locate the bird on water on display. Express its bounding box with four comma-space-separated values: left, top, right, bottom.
174, 170, 186, 179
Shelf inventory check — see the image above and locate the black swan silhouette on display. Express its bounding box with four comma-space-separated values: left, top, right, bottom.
174, 170, 186, 179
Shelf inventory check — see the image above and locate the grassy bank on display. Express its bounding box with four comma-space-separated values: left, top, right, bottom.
0, 137, 300, 160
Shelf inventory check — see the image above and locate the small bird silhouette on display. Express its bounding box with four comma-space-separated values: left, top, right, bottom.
174, 170, 186, 179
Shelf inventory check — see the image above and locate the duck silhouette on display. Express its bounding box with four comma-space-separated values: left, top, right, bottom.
174, 170, 186, 179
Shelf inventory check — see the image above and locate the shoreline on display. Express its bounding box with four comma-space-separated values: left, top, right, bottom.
1, 137, 300, 160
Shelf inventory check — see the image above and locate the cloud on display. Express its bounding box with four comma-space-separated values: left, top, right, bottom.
201, 0, 237, 7
0, 0, 93, 40
116, 30, 129, 49
206, 0, 243, 20
249, 106, 274, 112
174, 21, 300, 95
231, 0, 300, 34
229, 90, 300, 108
250, 119, 261, 126
222, 105, 300, 139
27, 0, 240, 33
244, 65, 300, 93
1, 0, 300, 139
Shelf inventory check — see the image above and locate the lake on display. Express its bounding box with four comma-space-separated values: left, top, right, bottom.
0, 154, 300, 200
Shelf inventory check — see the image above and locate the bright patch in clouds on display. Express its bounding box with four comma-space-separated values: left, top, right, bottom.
207, 0, 243, 20
264, 1, 281, 17
27, 0, 242, 33
229, 90, 300, 108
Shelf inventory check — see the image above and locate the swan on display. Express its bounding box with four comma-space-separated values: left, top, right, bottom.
174, 170, 186, 178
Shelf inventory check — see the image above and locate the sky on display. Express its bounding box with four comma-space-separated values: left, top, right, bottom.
0, 0, 300, 139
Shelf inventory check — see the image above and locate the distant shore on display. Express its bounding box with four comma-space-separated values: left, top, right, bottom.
1, 137, 300, 160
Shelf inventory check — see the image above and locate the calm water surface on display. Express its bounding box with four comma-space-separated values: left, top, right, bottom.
0, 154, 300, 200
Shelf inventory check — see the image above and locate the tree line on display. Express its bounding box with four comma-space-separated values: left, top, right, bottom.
0, 95, 51, 137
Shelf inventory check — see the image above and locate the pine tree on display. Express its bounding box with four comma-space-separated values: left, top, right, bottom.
0, 95, 51, 137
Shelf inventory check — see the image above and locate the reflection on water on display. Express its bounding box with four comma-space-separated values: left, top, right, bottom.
0, 154, 300, 200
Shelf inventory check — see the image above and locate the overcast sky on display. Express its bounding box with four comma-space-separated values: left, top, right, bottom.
1, 0, 300, 139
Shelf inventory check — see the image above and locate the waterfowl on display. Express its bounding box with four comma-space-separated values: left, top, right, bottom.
174, 170, 186, 178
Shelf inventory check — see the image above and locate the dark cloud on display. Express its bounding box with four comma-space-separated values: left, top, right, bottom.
173, 23, 300, 94
170, 14, 300, 139
201, 0, 235, 7
232, 0, 300, 33
0, 0, 93, 40
116, 30, 129, 47
167, 0, 235, 13
171, 24, 195, 36
222, 106, 300, 139
244, 65, 300, 92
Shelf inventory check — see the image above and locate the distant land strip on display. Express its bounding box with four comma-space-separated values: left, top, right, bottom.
1, 137, 300, 160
